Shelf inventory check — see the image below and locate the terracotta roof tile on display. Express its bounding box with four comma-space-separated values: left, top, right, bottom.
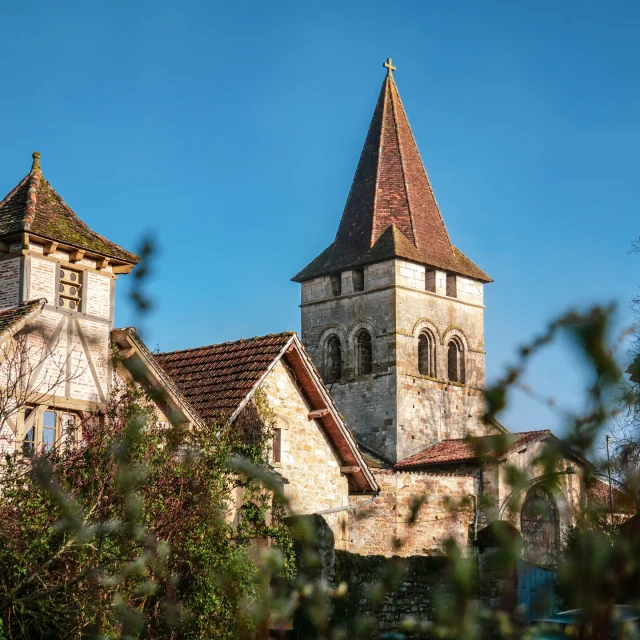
0, 299, 45, 340
395, 430, 552, 469
154, 333, 295, 426
293, 71, 490, 283
0, 154, 138, 263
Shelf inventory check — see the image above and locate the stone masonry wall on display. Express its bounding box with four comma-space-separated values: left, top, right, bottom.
349, 468, 478, 557
394, 259, 490, 460
332, 551, 451, 637
300, 260, 399, 460
299, 257, 492, 463
259, 358, 351, 549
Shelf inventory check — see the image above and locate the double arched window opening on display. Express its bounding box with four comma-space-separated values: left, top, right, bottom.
325, 335, 342, 384
447, 337, 465, 384
418, 331, 436, 377
356, 330, 373, 376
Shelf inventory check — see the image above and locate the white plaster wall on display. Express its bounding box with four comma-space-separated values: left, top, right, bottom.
86, 272, 111, 319
30, 257, 56, 304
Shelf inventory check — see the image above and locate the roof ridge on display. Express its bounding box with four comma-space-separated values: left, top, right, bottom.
389, 75, 419, 248
157, 331, 296, 356
368, 75, 388, 247
24, 153, 42, 230
0, 175, 29, 211
389, 78, 453, 250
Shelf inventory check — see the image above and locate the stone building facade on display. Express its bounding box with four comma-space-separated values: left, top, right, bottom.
294, 62, 589, 560
0, 65, 617, 573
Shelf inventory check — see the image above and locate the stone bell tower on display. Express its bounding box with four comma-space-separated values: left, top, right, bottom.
293, 60, 494, 463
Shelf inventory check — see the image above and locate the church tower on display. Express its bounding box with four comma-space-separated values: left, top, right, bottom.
293, 60, 493, 463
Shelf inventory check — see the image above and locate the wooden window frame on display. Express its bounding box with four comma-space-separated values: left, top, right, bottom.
22, 407, 80, 456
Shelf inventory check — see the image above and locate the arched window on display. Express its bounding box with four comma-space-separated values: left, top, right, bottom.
521, 486, 559, 565
418, 331, 436, 377
447, 338, 465, 383
356, 330, 372, 375
325, 336, 342, 383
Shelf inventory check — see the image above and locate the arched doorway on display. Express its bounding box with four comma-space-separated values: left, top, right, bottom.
520, 485, 559, 566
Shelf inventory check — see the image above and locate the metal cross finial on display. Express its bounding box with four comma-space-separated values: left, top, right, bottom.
383, 57, 396, 76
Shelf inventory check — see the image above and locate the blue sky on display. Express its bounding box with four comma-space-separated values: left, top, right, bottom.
1, 0, 638, 435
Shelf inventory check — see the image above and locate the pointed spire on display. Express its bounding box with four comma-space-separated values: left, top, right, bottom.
293, 63, 491, 284
334, 64, 454, 269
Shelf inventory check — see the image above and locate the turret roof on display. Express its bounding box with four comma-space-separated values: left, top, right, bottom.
293, 64, 490, 283
0, 153, 138, 263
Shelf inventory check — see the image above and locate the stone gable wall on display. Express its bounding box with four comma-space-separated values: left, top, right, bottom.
349, 468, 478, 557
259, 358, 351, 549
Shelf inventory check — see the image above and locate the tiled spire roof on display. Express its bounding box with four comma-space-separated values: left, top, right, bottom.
293, 66, 490, 283
0, 153, 138, 263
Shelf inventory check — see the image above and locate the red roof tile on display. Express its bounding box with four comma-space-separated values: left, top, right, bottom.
395, 430, 552, 469
154, 333, 295, 426
293, 69, 490, 283
0, 153, 137, 263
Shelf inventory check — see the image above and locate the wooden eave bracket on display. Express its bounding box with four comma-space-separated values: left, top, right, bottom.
43, 241, 58, 255
69, 249, 85, 262
308, 408, 329, 419
22, 233, 29, 249
111, 263, 135, 274
118, 347, 135, 360
95, 256, 110, 270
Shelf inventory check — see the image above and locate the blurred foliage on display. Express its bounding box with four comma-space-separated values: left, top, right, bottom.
0, 238, 639, 639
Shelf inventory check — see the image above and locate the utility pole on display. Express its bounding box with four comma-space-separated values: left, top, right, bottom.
606, 434, 615, 524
